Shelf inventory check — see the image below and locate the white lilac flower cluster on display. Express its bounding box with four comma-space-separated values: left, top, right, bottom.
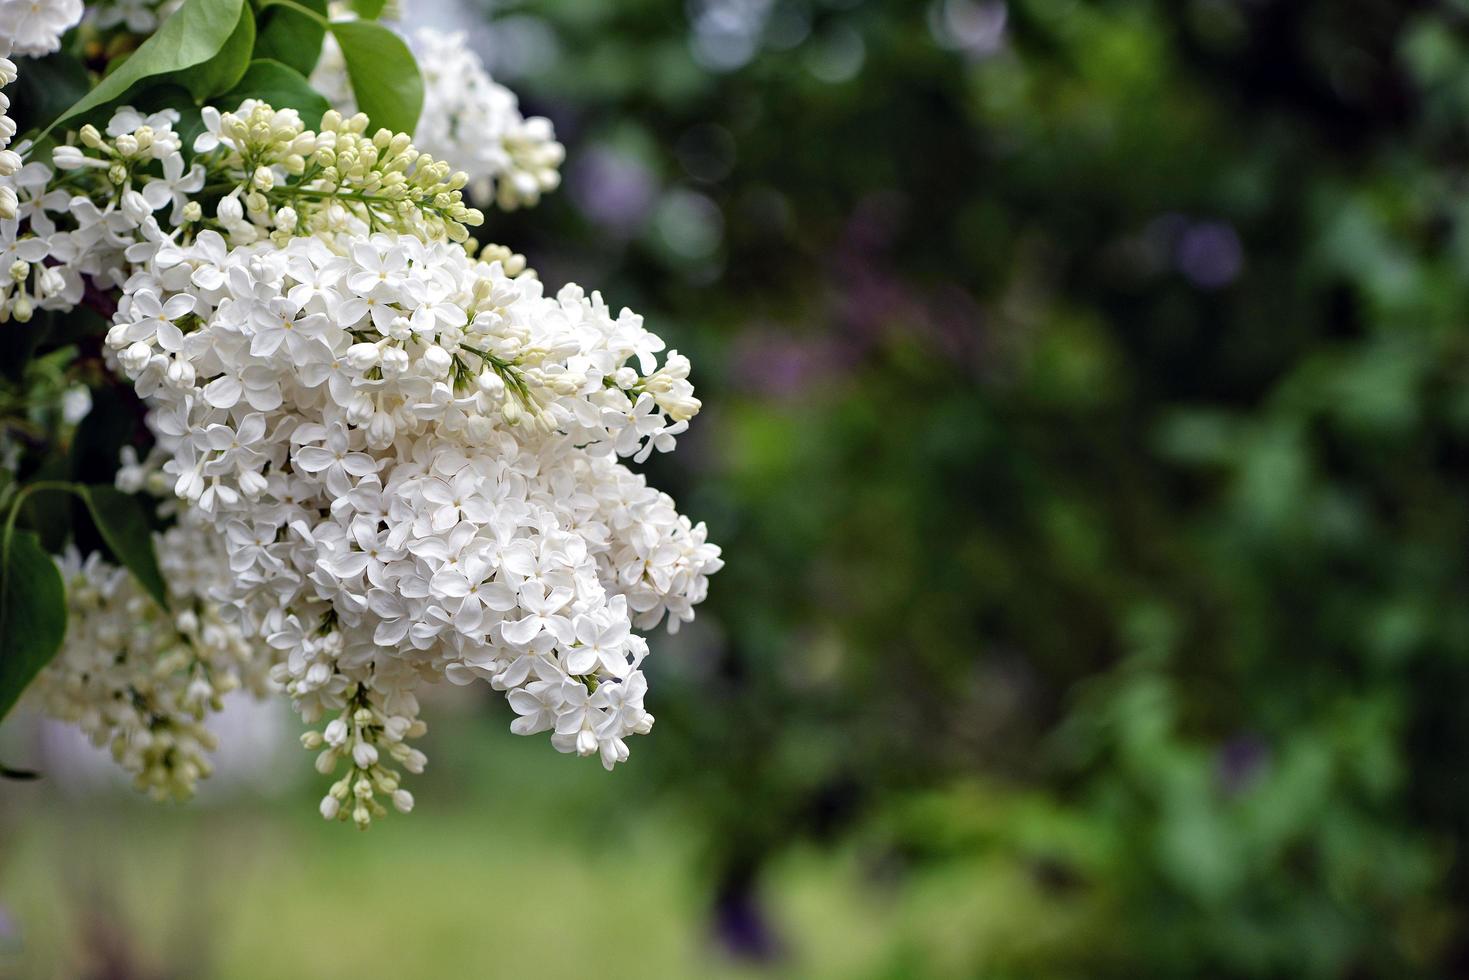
313, 25, 564, 210
9, 99, 718, 824
106, 224, 719, 822
409, 28, 564, 210
0, 100, 481, 323
0, 0, 84, 161
32, 518, 266, 801
1, 0, 81, 57
0, 106, 192, 323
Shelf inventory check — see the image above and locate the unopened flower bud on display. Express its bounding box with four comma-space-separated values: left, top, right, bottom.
345, 342, 380, 370
379, 346, 409, 376
238, 469, 268, 498
421, 345, 452, 376
476, 370, 504, 397
51, 145, 86, 170
120, 342, 152, 372
217, 195, 244, 226
366, 411, 396, 447
165, 357, 195, 387
345, 393, 375, 425
122, 190, 151, 224
37, 267, 65, 300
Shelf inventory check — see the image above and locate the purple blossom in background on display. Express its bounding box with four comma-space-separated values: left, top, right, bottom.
569, 146, 659, 238
730, 332, 843, 398
711, 868, 782, 963
1216, 734, 1270, 797
730, 189, 986, 399
1176, 221, 1244, 289
929, 0, 1009, 59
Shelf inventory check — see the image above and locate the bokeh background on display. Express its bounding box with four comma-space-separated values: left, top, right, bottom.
8, 0, 1469, 976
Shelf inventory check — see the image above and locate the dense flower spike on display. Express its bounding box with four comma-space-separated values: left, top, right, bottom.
0, 101, 483, 323
8, 99, 718, 821
314, 26, 564, 209
32, 521, 266, 801
409, 28, 564, 210
194, 102, 485, 243
106, 228, 719, 801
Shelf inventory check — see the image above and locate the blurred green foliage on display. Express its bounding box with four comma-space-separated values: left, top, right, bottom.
470, 0, 1469, 975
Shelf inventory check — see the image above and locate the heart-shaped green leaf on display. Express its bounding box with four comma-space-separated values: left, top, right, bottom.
346, 0, 389, 19
254, 0, 329, 77
179, 1, 256, 102
77, 486, 168, 612
0, 531, 67, 724
43, 0, 246, 136
330, 19, 422, 135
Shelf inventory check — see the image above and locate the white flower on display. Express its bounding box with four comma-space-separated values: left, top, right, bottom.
143, 152, 205, 224
105, 228, 721, 816
0, 0, 83, 56
293, 423, 380, 497
9, 92, 715, 822
27, 520, 267, 801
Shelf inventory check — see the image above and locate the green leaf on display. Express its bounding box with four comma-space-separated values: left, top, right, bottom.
26, 457, 73, 555
254, 0, 328, 77
330, 19, 422, 135
179, 2, 256, 102
77, 486, 168, 612
0, 531, 67, 724
43, 0, 246, 136
220, 59, 331, 121
346, 0, 389, 19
